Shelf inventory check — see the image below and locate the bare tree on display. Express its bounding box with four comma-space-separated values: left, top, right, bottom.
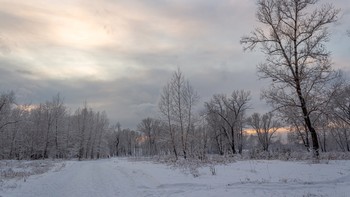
96, 111, 109, 159
328, 84, 350, 151
205, 90, 251, 154
117, 128, 140, 156
75, 103, 90, 160
42, 102, 54, 158
280, 103, 311, 151
114, 122, 121, 156
138, 117, 161, 156
159, 68, 199, 159
107, 122, 121, 157
206, 110, 226, 155
329, 119, 350, 152
331, 84, 350, 126
288, 118, 311, 151
8, 108, 24, 159
191, 118, 210, 160
51, 94, 66, 158
170, 68, 199, 159
206, 94, 235, 154
225, 90, 251, 154
159, 83, 178, 159
247, 112, 281, 151
241, 0, 340, 156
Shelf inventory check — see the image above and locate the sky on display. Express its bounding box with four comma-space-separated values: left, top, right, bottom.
0, 0, 349, 129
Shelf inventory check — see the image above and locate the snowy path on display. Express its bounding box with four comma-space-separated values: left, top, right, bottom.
3, 159, 160, 197
2, 158, 350, 197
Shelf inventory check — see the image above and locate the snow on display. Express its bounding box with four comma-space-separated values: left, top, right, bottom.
1, 158, 350, 197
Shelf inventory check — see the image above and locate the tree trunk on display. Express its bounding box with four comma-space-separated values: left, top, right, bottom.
296, 81, 319, 157
230, 126, 236, 154
238, 128, 243, 154
43, 123, 51, 159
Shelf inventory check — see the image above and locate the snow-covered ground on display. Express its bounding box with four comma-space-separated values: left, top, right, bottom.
1, 158, 349, 197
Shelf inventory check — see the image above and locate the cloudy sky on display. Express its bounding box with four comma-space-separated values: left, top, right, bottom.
0, 0, 349, 129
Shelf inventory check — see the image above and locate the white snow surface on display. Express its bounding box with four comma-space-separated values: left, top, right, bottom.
1, 158, 350, 197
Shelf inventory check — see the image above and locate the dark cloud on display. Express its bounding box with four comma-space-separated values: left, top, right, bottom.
0, 57, 170, 128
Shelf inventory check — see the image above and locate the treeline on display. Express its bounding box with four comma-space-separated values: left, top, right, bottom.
0, 93, 139, 160
0, 70, 349, 160
132, 69, 350, 160
0, 93, 101, 159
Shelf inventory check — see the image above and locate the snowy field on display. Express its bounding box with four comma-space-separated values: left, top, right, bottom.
1, 158, 350, 197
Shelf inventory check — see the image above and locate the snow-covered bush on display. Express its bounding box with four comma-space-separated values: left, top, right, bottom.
242, 150, 350, 161
0, 160, 63, 190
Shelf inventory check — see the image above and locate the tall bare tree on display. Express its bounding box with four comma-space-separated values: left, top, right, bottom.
159, 83, 178, 159
241, 0, 340, 156
159, 68, 199, 159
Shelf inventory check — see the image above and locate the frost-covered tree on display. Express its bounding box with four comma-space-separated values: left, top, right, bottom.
0, 92, 113, 160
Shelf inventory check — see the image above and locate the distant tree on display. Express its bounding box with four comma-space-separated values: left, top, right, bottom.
50, 94, 66, 158
8, 108, 25, 159
287, 119, 311, 151
137, 117, 161, 156
241, 0, 340, 156
95, 111, 109, 159
191, 118, 210, 159
205, 90, 251, 154
328, 84, 350, 151
328, 119, 350, 152
75, 103, 90, 160
247, 112, 281, 151
117, 129, 141, 156
206, 110, 226, 155
107, 122, 121, 157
